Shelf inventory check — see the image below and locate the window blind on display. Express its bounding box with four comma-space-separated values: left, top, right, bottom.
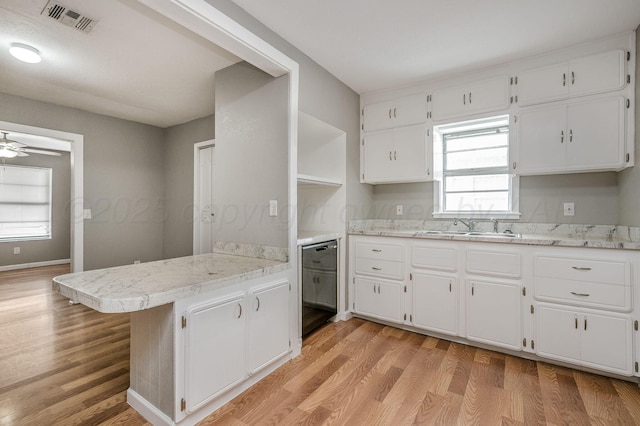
0, 165, 52, 240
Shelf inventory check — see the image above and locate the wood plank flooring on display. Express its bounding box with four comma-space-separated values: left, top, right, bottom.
2, 265, 640, 425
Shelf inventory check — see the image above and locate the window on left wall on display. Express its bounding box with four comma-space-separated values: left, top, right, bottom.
0, 165, 52, 241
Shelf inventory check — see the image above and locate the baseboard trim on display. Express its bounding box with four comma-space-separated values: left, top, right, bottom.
0, 259, 71, 272
127, 388, 174, 426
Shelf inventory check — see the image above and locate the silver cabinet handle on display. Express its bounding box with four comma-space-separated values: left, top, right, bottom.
237, 302, 242, 319
393, 107, 397, 118
469, 92, 472, 103
389, 151, 392, 160
584, 316, 587, 331
570, 291, 590, 297
572, 267, 592, 271
372, 248, 382, 252
574, 315, 578, 329
463, 93, 466, 105
372, 267, 382, 271
378, 284, 381, 294
449, 282, 452, 292
561, 130, 564, 143
394, 150, 397, 160
572, 71, 575, 85
569, 129, 573, 142
563, 73, 566, 86
388, 108, 392, 119
256, 296, 261, 311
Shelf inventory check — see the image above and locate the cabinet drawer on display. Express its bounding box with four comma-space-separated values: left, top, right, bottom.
535, 277, 631, 311
355, 257, 403, 280
535, 256, 629, 286
412, 245, 457, 272
466, 249, 521, 278
355, 242, 403, 262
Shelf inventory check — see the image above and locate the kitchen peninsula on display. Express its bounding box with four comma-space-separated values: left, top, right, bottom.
53, 247, 295, 426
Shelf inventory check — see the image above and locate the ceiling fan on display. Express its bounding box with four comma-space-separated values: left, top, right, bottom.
0, 132, 62, 158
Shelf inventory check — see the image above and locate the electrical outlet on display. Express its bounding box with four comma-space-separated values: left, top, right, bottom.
396, 205, 403, 216
563, 202, 575, 216
269, 200, 278, 217
83, 209, 92, 220
13, 247, 20, 255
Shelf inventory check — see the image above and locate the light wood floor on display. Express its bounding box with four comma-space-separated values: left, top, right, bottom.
2, 265, 640, 425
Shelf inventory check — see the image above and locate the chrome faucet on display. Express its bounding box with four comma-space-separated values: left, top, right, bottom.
453, 218, 474, 231
491, 217, 499, 233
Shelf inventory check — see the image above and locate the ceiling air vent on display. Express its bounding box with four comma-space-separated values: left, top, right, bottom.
41, 1, 97, 34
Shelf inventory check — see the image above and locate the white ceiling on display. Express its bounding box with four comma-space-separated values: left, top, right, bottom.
0, 0, 241, 128
231, 0, 640, 94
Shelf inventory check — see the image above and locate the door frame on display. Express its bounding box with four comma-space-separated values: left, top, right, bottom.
0, 120, 84, 272
193, 139, 215, 255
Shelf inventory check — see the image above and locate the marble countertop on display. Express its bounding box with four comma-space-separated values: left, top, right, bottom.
349, 220, 640, 250
297, 231, 343, 246
53, 253, 290, 314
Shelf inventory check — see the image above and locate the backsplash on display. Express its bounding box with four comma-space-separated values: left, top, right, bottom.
212, 241, 289, 262
349, 220, 640, 243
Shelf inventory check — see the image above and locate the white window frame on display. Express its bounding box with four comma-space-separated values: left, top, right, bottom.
0, 164, 53, 242
432, 115, 520, 219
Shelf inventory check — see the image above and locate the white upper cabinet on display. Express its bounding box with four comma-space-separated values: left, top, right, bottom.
518, 50, 627, 106
362, 93, 427, 132
517, 96, 626, 175
362, 124, 431, 184
431, 75, 510, 121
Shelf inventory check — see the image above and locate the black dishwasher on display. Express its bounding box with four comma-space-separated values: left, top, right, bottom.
301, 240, 338, 336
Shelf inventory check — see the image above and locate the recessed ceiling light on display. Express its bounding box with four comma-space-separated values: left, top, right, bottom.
9, 43, 42, 63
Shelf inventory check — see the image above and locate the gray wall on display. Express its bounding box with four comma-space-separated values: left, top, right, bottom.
0, 92, 165, 270
617, 27, 640, 226
0, 152, 71, 267
163, 115, 215, 259
213, 62, 289, 248
205, 0, 372, 224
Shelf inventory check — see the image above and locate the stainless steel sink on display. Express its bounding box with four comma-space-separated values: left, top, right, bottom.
416, 230, 521, 238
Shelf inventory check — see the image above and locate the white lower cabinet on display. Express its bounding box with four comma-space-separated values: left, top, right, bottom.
184, 293, 247, 414
354, 276, 404, 323
536, 303, 633, 376
413, 273, 457, 336
466, 280, 522, 351
181, 280, 290, 417
248, 281, 290, 374
350, 235, 638, 379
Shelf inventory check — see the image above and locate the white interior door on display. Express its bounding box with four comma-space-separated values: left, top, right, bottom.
194, 141, 215, 254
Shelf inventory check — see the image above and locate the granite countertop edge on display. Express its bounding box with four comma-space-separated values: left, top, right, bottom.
53, 253, 291, 314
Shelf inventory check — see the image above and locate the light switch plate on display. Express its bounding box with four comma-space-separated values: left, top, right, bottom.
563, 202, 575, 216
269, 200, 278, 217
83, 209, 92, 220
396, 205, 403, 216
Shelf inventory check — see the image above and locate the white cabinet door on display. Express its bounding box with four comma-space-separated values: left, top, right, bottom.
248, 281, 290, 374
354, 277, 379, 318
362, 125, 430, 184
566, 96, 625, 171
518, 50, 626, 106
536, 304, 633, 376
376, 280, 405, 323
354, 277, 404, 324
518, 63, 569, 106
431, 85, 465, 121
363, 130, 395, 182
392, 125, 429, 181
413, 273, 457, 336
185, 293, 246, 414
516, 104, 567, 174
568, 50, 626, 98
466, 76, 510, 116
466, 280, 521, 351
535, 304, 581, 364
580, 311, 632, 375
431, 76, 509, 121
363, 93, 427, 132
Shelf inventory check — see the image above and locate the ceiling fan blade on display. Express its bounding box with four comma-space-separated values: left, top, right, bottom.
23, 148, 62, 156
8, 141, 27, 148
